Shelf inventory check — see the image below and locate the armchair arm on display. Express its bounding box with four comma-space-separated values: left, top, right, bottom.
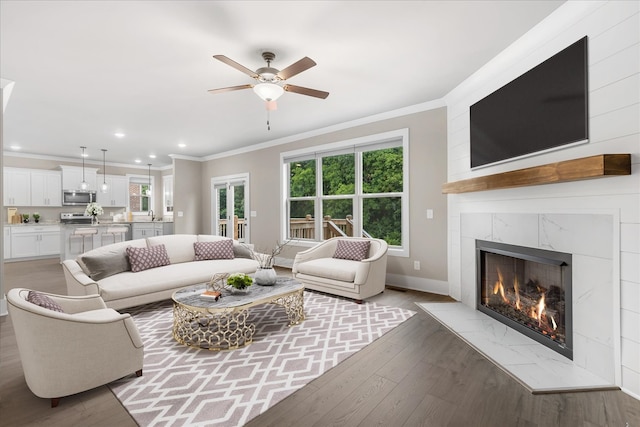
62, 259, 100, 296
47, 292, 108, 314
292, 240, 338, 272
360, 240, 388, 263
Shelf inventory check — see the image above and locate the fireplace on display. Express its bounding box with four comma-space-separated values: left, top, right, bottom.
476, 240, 573, 359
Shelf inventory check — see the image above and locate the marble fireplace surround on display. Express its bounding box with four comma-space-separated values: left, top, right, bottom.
429, 212, 619, 392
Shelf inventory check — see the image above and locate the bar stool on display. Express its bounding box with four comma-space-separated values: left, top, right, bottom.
70, 228, 98, 254
101, 226, 128, 246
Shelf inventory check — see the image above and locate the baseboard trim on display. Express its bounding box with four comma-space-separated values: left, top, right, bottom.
386, 273, 449, 295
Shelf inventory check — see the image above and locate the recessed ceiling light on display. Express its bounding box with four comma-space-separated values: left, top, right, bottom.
149, 154, 156, 159
10, 144, 20, 150
114, 132, 125, 138
178, 143, 186, 148
135, 159, 141, 163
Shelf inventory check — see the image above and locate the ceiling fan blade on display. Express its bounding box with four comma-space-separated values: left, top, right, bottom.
276, 57, 316, 80
208, 84, 253, 94
283, 84, 329, 99
213, 55, 258, 78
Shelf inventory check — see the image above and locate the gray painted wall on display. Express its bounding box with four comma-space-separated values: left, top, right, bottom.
200, 107, 448, 284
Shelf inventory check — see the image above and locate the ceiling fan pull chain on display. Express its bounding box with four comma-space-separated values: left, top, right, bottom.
267, 111, 271, 131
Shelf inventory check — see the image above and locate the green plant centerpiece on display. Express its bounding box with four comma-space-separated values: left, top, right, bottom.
32, 212, 40, 223
226, 273, 253, 291
22, 213, 30, 223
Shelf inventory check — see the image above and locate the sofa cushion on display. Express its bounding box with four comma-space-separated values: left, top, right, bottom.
27, 291, 64, 313
233, 243, 254, 259
333, 240, 370, 261
194, 240, 234, 260
126, 244, 171, 272
96, 258, 260, 301
147, 234, 197, 264
294, 258, 357, 282
76, 239, 147, 276
81, 251, 130, 280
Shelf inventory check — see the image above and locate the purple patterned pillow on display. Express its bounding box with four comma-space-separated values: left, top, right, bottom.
333, 240, 371, 261
194, 240, 234, 261
126, 244, 171, 272
27, 291, 64, 313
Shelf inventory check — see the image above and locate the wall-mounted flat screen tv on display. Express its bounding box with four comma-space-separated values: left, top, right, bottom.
470, 36, 588, 169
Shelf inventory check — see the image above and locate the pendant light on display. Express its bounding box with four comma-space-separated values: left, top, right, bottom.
100, 149, 109, 193
79, 146, 89, 190
147, 163, 152, 195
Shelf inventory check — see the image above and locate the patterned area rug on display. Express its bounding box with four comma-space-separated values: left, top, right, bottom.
110, 291, 415, 426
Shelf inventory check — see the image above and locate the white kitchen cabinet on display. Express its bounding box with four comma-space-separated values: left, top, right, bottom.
97, 175, 128, 207
131, 222, 166, 239
31, 170, 62, 206
3, 168, 31, 206
60, 165, 98, 191
4, 227, 11, 260
10, 225, 61, 258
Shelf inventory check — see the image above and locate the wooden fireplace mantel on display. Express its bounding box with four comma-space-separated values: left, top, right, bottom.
442, 154, 631, 194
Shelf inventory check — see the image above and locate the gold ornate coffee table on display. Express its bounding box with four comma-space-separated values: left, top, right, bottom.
171, 277, 304, 350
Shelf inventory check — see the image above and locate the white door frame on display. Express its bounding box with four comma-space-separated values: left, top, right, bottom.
210, 173, 250, 242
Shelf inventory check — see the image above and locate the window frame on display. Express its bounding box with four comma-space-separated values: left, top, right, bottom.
281, 128, 409, 257
127, 174, 155, 216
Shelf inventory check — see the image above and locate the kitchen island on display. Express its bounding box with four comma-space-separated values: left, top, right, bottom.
60, 221, 174, 261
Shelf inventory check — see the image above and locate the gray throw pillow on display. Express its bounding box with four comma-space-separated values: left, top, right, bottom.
81, 252, 131, 281
233, 243, 254, 259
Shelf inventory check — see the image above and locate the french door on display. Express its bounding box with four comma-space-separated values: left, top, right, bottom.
212, 174, 249, 242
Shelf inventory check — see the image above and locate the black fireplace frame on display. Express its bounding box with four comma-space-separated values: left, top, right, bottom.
476, 240, 573, 360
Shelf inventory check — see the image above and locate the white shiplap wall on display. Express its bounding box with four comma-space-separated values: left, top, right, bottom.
443, 1, 640, 398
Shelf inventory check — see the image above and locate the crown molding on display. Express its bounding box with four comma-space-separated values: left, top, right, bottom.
3, 151, 162, 170
202, 98, 446, 161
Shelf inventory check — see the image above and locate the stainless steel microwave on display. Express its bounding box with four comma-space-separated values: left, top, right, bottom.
62, 190, 97, 206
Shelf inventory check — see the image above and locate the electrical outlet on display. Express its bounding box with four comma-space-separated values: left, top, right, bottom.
426, 209, 434, 219
414, 260, 420, 270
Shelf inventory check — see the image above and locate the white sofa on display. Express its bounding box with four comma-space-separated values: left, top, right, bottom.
7, 288, 144, 407
292, 237, 388, 303
62, 234, 260, 310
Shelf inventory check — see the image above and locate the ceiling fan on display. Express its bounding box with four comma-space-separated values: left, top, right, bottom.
208, 51, 330, 107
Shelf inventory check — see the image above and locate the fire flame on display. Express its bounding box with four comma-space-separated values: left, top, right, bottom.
488, 267, 558, 334
493, 268, 509, 304
536, 294, 545, 328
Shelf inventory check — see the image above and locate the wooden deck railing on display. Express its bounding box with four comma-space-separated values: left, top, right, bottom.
218, 216, 246, 240
289, 215, 356, 240
219, 215, 368, 242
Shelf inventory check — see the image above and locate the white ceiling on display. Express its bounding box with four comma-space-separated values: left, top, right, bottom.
1, 1, 564, 168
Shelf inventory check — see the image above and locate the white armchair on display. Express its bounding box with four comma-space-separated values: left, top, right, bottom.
292, 237, 388, 303
7, 288, 144, 407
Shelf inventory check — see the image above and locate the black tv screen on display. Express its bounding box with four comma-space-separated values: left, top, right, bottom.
470, 36, 588, 169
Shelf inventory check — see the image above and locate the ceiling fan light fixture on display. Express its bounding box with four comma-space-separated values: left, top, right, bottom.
253, 83, 284, 102
265, 100, 277, 111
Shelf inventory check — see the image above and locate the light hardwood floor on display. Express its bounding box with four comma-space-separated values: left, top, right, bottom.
1, 258, 639, 426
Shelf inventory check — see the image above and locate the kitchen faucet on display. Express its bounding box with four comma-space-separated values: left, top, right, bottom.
148, 210, 155, 221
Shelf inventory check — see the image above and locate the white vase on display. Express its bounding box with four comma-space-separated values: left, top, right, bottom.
254, 267, 277, 285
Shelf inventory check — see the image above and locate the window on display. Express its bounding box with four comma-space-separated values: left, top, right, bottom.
163, 175, 173, 215
128, 175, 154, 214
282, 129, 409, 256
